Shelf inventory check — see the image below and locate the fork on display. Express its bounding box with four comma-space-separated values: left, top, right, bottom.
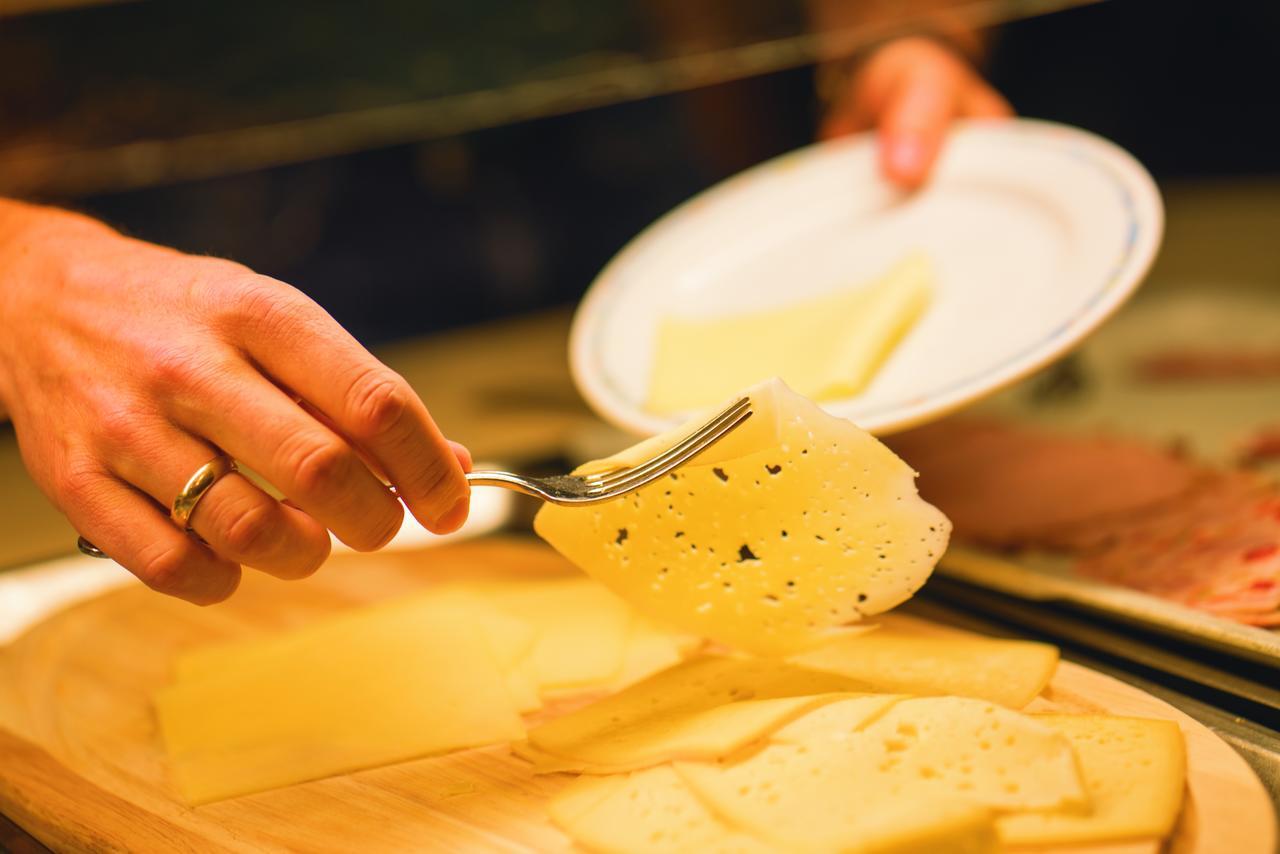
464, 395, 752, 505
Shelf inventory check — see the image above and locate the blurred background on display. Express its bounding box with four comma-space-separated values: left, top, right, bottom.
3, 0, 1276, 347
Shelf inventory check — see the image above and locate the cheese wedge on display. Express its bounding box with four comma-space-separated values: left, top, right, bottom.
155, 604, 524, 804
787, 621, 1058, 708
522, 656, 877, 773
675, 696, 1085, 849
647, 253, 933, 414
551, 766, 774, 854
535, 378, 951, 654
998, 715, 1186, 845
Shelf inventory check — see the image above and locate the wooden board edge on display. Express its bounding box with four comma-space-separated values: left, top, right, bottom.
0, 728, 227, 854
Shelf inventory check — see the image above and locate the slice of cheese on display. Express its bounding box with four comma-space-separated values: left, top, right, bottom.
787, 621, 1059, 708
155, 604, 524, 804
549, 774, 629, 827
551, 766, 774, 854
461, 577, 635, 692
535, 378, 951, 655
607, 617, 705, 691
174, 587, 547, 712
523, 656, 876, 772
675, 696, 1084, 849
997, 714, 1186, 845
647, 253, 933, 414
173, 587, 537, 686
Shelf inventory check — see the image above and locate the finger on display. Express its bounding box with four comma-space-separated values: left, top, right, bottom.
111, 424, 331, 579
226, 284, 470, 534
60, 467, 240, 605
448, 440, 473, 473
162, 360, 405, 552
877, 66, 957, 189
961, 82, 1015, 119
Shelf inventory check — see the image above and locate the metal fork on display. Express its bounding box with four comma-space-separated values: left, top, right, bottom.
465, 396, 752, 505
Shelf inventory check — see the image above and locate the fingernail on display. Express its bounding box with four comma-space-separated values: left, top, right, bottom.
887, 136, 926, 183
433, 495, 470, 534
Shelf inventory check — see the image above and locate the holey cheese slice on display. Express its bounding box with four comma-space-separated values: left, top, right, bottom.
998, 715, 1186, 845
675, 696, 1084, 851
534, 378, 951, 654
551, 766, 774, 854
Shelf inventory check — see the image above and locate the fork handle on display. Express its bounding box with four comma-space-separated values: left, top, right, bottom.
464, 470, 547, 500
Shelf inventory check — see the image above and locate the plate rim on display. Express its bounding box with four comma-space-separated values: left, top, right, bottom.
570, 117, 1165, 436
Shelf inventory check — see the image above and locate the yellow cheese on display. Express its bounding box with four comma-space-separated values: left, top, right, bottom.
174, 586, 548, 712
535, 378, 951, 655
551, 766, 773, 854
675, 696, 1084, 849
172, 587, 536, 685
461, 577, 634, 692
523, 656, 876, 772
787, 621, 1058, 708
549, 774, 629, 826
997, 714, 1186, 845
155, 604, 524, 804
647, 253, 933, 414
607, 617, 704, 691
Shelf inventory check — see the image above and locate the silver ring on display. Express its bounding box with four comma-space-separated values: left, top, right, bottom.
77, 535, 109, 559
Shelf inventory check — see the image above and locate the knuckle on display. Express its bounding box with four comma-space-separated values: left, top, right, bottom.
137, 543, 191, 595
350, 504, 403, 553
54, 457, 106, 508
216, 275, 310, 336
187, 263, 260, 316
217, 498, 278, 558
147, 344, 219, 395
94, 403, 144, 454
414, 451, 456, 500
283, 435, 352, 495
347, 368, 411, 438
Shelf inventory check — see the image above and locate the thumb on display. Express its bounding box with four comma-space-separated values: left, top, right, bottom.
878, 68, 955, 189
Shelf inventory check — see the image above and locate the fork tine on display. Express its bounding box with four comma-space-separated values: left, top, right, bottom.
592, 406, 752, 497
584, 397, 752, 488
586, 398, 753, 497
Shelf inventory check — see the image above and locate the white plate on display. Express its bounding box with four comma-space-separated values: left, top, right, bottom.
570, 119, 1163, 436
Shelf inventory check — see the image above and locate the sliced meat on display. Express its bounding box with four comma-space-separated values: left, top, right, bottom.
889, 417, 1280, 628
1134, 348, 1280, 382
886, 418, 1201, 549
1076, 477, 1280, 622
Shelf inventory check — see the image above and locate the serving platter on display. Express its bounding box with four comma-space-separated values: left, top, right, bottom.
571, 119, 1163, 436
0, 538, 1272, 853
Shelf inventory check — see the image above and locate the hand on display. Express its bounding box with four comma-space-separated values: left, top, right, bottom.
0, 201, 472, 604
820, 36, 1013, 188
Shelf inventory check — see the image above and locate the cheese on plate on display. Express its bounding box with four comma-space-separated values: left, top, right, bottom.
647, 253, 933, 414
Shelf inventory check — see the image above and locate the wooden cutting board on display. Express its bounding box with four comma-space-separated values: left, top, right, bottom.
0, 538, 1273, 853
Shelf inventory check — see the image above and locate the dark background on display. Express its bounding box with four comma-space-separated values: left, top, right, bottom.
7, 0, 1280, 346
